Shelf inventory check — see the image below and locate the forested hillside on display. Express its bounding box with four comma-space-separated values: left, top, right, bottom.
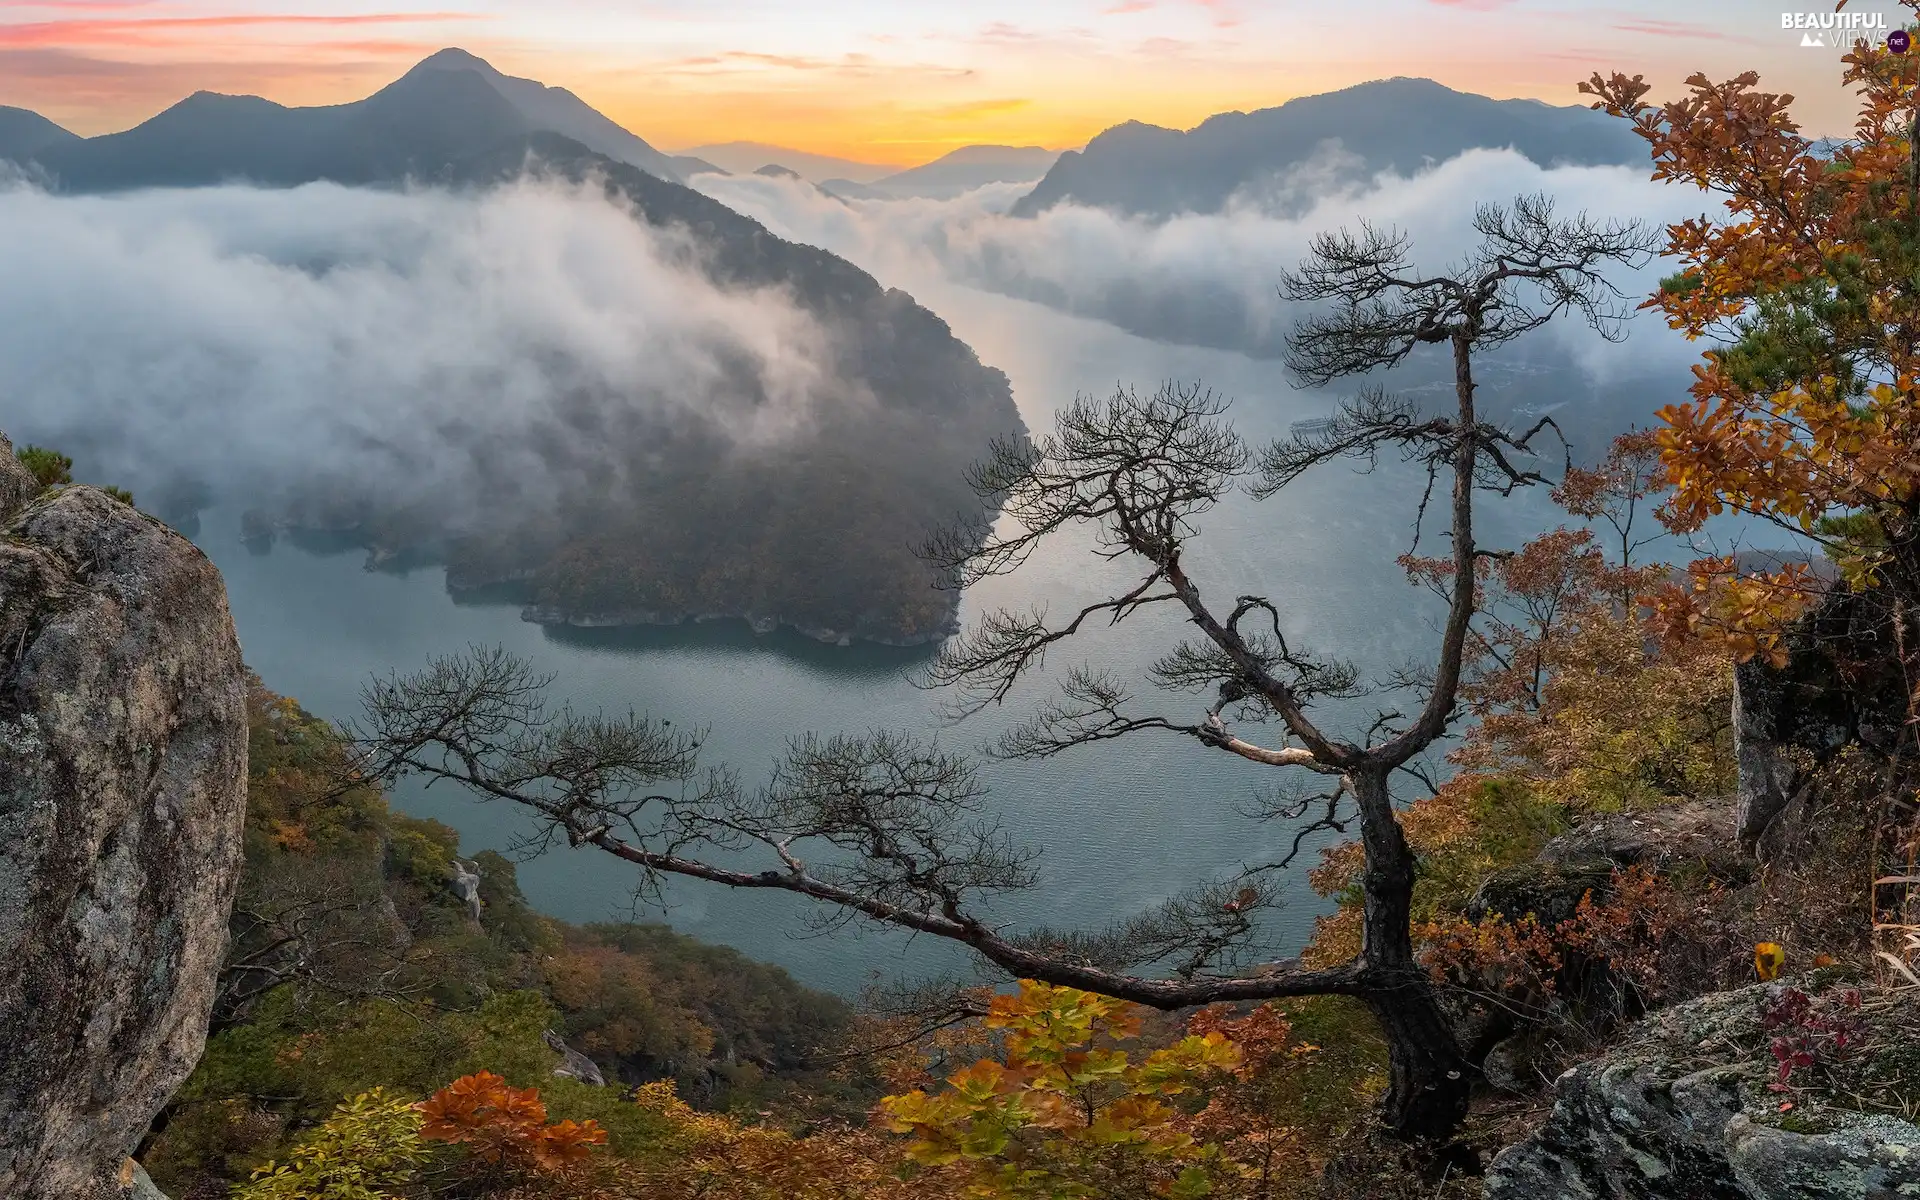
141, 680, 860, 1197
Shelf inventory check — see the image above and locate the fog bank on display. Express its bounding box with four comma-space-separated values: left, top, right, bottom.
0, 178, 840, 522
691, 149, 1705, 378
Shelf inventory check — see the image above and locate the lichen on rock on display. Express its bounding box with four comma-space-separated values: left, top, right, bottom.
1485, 984, 1920, 1200
1725, 1111, 1920, 1200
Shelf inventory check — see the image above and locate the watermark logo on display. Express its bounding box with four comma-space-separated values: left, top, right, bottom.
1783, 9, 1892, 49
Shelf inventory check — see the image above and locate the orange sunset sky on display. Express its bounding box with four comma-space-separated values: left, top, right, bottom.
0, 1, 1899, 167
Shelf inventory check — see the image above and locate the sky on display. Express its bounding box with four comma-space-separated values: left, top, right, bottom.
0, 0, 1906, 166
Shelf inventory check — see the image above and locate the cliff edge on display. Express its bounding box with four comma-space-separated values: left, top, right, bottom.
0, 434, 248, 1199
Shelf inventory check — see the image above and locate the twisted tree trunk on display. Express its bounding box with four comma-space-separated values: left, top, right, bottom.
1352, 765, 1472, 1138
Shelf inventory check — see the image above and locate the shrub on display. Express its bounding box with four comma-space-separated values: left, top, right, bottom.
15, 444, 71, 489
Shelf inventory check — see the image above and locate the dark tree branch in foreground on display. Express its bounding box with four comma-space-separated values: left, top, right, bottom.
351, 194, 1656, 1142
350, 651, 1364, 1007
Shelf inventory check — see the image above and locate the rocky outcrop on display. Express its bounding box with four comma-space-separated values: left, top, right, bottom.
1453, 797, 1747, 1090
0, 459, 249, 1199
1485, 985, 1920, 1200
1724, 1112, 1920, 1199
1470, 797, 1745, 929
543, 1031, 607, 1087
0, 434, 37, 516
1733, 585, 1912, 847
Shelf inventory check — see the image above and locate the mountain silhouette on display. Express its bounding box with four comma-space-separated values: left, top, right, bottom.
3, 48, 686, 190
675, 141, 894, 183
0, 107, 79, 164
1010, 77, 1645, 218
866, 145, 1060, 200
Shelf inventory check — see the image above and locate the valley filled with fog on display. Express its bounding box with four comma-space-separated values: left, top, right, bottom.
0, 151, 1738, 993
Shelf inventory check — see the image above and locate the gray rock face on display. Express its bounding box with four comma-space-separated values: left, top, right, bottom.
1486, 986, 1920, 1200
1486, 1058, 1752, 1199
1481, 1030, 1554, 1095
449, 857, 483, 924
1539, 795, 1743, 874
1470, 797, 1744, 930
543, 1030, 607, 1087
0, 476, 248, 1199
1726, 1113, 1920, 1200
1732, 659, 1806, 846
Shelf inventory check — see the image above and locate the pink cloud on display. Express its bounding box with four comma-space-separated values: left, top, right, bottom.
1193, 0, 1239, 27
1609, 18, 1764, 45
0, 2, 160, 9
0, 44, 419, 130
652, 48, 973, 81
0, 12, 478, 50
1099, 0, 1234, 24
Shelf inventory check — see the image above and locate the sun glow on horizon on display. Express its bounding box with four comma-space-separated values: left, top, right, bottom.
0, 0, 1894, 164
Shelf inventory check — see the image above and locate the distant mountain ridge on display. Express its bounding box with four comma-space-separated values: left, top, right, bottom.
3, 47, 688, 190
862, 145, 1060, 200
1011, 77, 1646, 218
680, 141, 1062, 200
677, 141, 896, 183
0, 106, 79, 163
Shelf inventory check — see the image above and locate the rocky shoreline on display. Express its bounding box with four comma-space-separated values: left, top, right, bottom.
515, 603, 959, 649
240, 523, 969, 650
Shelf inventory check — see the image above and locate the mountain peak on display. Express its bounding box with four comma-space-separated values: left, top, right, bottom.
412, 47, 498, 75
926, 144, 1054, 165
1012, 76, 1644, 219
9, 50, 686, 188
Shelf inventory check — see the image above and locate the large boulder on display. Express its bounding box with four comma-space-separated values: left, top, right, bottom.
1724, 1112, 1920, 1200
544, 1030, 607, 1087
1469, 796, 1745, 929
1485, 984, 1920, 1200
0, 465, 248, 1198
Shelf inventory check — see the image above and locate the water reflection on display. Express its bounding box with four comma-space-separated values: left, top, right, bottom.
540, 619, 938, 679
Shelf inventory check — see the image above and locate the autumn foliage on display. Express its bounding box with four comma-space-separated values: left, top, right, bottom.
235, 1074, 608, 1198
1416, 867, 1687, 1013
417, 1071, 609, 1169
532, 1081, 939, 1200
877, 981, 1317, 1199
1583, 13, 1920, 658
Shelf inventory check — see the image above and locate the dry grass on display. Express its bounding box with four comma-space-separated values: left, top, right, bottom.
1871, 780, 1920, 992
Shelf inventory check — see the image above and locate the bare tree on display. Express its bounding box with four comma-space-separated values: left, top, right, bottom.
348, 194, 1656, 1142
212, 855, 414, 1034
